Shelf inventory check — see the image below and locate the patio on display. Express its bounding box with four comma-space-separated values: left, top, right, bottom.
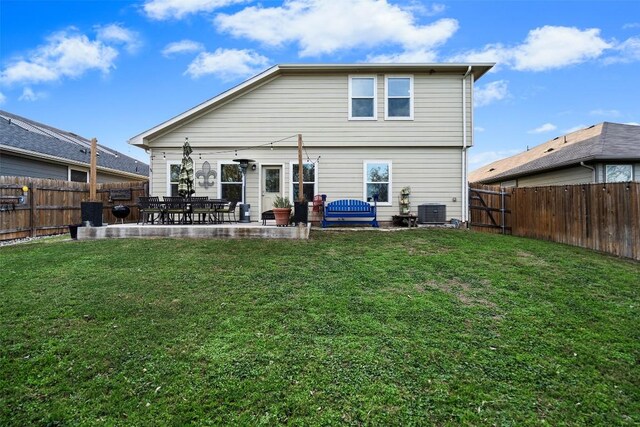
77, 222, 311, 240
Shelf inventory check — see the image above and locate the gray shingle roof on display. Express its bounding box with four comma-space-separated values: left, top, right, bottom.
469, 122, 640, 183
0, 110, 148, 177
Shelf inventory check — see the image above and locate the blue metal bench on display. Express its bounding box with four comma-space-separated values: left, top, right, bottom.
321, 194, 379, 228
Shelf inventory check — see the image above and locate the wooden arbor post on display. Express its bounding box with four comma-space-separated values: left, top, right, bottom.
90, 138, 97, 201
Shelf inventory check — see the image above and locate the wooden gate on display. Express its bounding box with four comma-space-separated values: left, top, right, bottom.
469, 184, 511, 234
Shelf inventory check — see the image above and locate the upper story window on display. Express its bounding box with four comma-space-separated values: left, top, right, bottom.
385, 76, 413, 120
605, 164, 633, 182
349, 76, 377, 120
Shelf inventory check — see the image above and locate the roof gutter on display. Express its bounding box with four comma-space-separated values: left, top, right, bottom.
461, 66, 472, 223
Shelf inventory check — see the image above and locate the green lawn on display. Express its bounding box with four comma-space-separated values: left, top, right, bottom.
1, 229, 638, 426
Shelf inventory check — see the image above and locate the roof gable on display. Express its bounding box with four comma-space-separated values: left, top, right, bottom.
128, 63, 494, 147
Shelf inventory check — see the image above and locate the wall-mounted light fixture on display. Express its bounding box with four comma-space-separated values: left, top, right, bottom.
251, 164, 257, 171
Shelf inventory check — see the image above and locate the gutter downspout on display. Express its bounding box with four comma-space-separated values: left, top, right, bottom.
580, 161, 596, 182
462, 66, 472, 223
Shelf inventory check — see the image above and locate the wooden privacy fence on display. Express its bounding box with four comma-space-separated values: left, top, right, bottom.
469, 182, 640, 260
0, 176, 148, 241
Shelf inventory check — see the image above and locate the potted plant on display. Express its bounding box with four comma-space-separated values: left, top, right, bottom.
273, 195, 292, 226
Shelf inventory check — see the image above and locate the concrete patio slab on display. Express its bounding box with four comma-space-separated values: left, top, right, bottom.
77, 222, 310, 240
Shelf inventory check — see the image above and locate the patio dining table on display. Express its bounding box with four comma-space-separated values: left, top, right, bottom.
162, 198, 228, 224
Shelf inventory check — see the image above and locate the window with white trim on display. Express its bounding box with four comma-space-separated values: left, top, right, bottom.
605, 164, 633, 182
290, 162, 317, 202
385, 76, 413, 119
364, 161, 391, 204
69, 168, 88, 183
219, 162, 243, 203
167, 162, 181, 196
349, 76, 377, 120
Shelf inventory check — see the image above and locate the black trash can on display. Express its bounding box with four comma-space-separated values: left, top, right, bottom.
81, 202, 103, 226
68, 224, 81, 240
294, 201, 308, 225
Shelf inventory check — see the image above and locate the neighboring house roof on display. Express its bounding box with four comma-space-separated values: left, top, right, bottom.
469, 122, 640, 184
129, 63, 495, 147
0, 110, 149, 179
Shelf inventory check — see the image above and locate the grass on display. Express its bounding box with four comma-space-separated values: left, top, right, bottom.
1, 229, 638, 426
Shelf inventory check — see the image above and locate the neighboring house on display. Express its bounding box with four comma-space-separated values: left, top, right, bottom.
0, 110, 149, 183
469, 122, 640, 187
129, 63, 494, 222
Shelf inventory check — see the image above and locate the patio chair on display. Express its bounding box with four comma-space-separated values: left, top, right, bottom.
190, 198, 214, 224
163, 196, 187, 224
138, 196, 163, 224
217, 201, 237, 223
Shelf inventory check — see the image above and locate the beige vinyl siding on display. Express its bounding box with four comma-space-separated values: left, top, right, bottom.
148, 73, 467, 149
516, 166, 594, 187
151, 146, 463, 220
147, 71, 471, 221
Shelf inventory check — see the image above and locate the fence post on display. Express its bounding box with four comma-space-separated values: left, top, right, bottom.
29, 181, 37, 237
501, 190, 505, 234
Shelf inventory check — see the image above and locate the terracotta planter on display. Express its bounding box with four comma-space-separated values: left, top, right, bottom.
272, 207, 292, 226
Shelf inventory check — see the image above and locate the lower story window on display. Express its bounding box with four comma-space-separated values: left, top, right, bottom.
169, 163, 181, 196
606, 164, 633, 182
364, 161, 391, 203
291, 162, 316, 202
221, 163, 243, 202
69, 169, 88, 183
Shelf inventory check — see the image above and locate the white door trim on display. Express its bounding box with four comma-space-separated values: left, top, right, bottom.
258, 163, 286, 215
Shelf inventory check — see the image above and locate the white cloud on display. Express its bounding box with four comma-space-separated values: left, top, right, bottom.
475, 80, 508, 107
0, 29, 118, 85
450, 25, 612, 71
143, 0, 245, 20
0, 92, 6, 105
622, 23, 640, 30
528, 123, 557, 134
367, 49, 438, 63
185, 48, 269, 80
404, 2, 446, 17
215, 0, 459, 57
604, 36, 640, 64
475, 126, 485, 132
162, 40, 204, 57
590, 109, 621, 117
96, 23, 142, 54
469, 149, 521, 171
18, 87, 46, 101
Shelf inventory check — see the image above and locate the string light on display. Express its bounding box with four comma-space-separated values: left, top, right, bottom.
204, 134, 298, 156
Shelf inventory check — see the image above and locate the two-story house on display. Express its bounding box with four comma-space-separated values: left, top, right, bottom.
128, 63, 493, 224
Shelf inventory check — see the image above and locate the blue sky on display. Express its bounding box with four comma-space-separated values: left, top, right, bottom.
1, 0, 638, 169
